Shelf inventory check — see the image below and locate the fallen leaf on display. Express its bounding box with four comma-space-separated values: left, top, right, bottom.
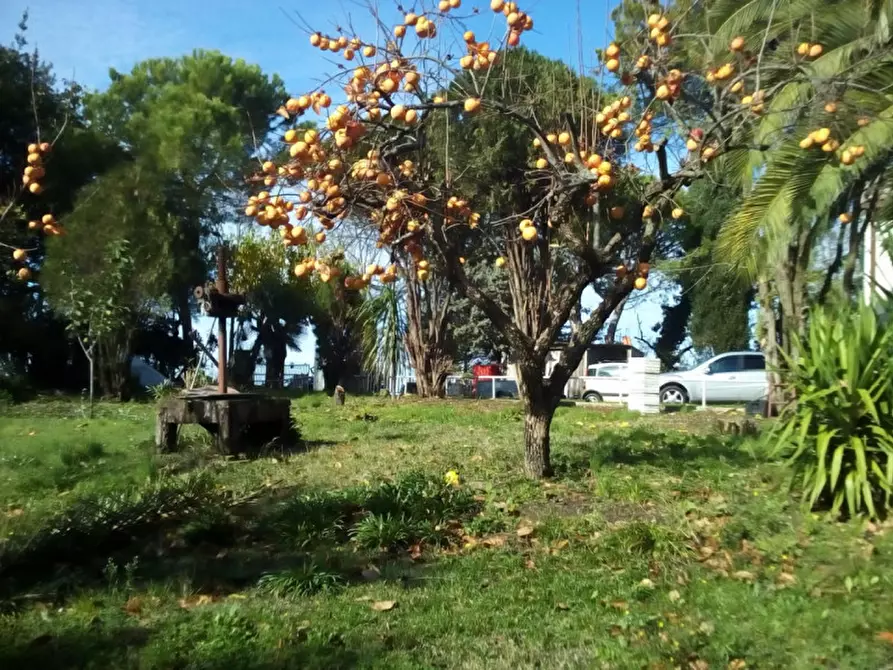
639, 578, 655, 589
516, 525, 535, 538
553, 539, 570, 551
178, 594, 214, 609
668, 589, 681, 603
122, 597, 142, 615
777, 572, 796, 586
481, 533, 508, 548
524, 558, 536, 570
610, 600, 629, 610
699, 621, 715, 635
689, 660, 709, 670
555, 602, 569, 611
5, 508, 24, 518
875, 631, 893, 644
371, 600, 397, 612
408, 544, 423, 560
733, 571, 755, 582
27, 431, 36, 437
728, 660, 747, 670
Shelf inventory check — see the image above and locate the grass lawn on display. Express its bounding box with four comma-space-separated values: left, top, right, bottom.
1, 395, 892, 669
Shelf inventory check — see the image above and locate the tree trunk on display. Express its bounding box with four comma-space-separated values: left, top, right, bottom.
404, 275, 453, 398
605, 295, 629, 344
177, 292, 194, 363
757, 277, 782, 417
522, 404, 554, 478
516, 361, 558, 478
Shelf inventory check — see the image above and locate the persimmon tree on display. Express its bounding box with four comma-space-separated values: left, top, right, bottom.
243, 0, 861, 476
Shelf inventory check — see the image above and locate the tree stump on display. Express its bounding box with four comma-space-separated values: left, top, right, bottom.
333, 385, 345, 406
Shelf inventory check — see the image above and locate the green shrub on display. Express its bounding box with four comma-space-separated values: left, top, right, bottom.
773, 304, 893, 519
256, 562, 343, 597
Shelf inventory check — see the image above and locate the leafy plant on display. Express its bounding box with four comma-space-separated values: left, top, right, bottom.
256, 563, 343, 597
360, 471, 476, 523
773, 304, 893, 519
270, 490, 354, 548
350, 512, 422, 550
149, 381, 178, 401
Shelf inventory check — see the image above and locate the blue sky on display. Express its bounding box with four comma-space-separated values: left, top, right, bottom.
2, 0, 671, 367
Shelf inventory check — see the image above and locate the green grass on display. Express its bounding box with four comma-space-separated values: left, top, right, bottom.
1, 395, 893, 669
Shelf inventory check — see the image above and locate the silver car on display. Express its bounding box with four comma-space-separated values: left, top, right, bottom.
658, 351, 767, 405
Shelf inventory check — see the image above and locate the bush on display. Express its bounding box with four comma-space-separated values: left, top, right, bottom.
773, 304, 893, 519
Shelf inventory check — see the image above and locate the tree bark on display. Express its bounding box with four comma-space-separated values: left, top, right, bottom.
523, 405, 554, 478
757, 277, 781, 417
516, 361, 557, 478
404, 271, 453, 398
605, 295, 629, 344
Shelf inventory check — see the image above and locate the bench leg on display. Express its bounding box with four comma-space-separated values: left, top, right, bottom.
156, 417, 178, 452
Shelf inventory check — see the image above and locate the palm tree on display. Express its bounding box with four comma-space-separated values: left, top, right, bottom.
662, 0, 893, 411
355, 283, 407, 395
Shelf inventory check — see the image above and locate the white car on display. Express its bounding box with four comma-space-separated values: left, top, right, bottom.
658, 351, 768, 405
581, 363, 629, 403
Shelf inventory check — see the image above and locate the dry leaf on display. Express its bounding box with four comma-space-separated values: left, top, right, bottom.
178, 594, 214, 609
668, 589, 681, 603
553, 539, 570, 550
688, 660, 709, 670
875, 631, 893, 644
122, 597, 142, 615
732, 571, 755, 582
524, 558, 536, 570
408, 544, 423, 560
610, 600, 629, 610
727, 660, 747, 670
516, 525, 535, 538
777, 572, 796, 586
5, 508, 24, 518
371, 600, 397, 612
639, 578, 655, 589
481, 533, 508, 548
555, 602, 570, 611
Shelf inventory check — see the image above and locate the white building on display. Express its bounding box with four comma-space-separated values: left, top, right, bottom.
863, 221, 893, 303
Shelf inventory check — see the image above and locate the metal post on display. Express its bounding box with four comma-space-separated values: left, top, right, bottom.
216, 246, 228, 394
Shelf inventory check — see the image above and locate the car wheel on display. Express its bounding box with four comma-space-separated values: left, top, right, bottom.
660, 384, 689, 405
582, 391, 603, 403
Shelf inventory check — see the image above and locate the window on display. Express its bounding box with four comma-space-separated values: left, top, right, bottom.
597, 366, 619, 377
708, 355, 744, 374
743, 355, 766, 371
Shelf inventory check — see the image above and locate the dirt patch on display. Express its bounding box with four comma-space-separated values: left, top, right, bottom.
519, 491, 592, 521
597, 500, 666, 525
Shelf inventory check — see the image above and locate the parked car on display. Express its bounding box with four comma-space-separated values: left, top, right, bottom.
658, 351, 767, 405
581, 363, 629, 403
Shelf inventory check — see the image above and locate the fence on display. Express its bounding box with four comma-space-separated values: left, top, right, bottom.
252, 364, 313, 390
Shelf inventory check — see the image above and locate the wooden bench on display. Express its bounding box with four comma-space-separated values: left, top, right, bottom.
155, 389, 292, 454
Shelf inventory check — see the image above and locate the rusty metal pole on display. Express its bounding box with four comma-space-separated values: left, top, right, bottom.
216, 245, 228, 394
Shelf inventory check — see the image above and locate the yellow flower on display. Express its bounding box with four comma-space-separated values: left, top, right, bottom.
444, 470, 461, 487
